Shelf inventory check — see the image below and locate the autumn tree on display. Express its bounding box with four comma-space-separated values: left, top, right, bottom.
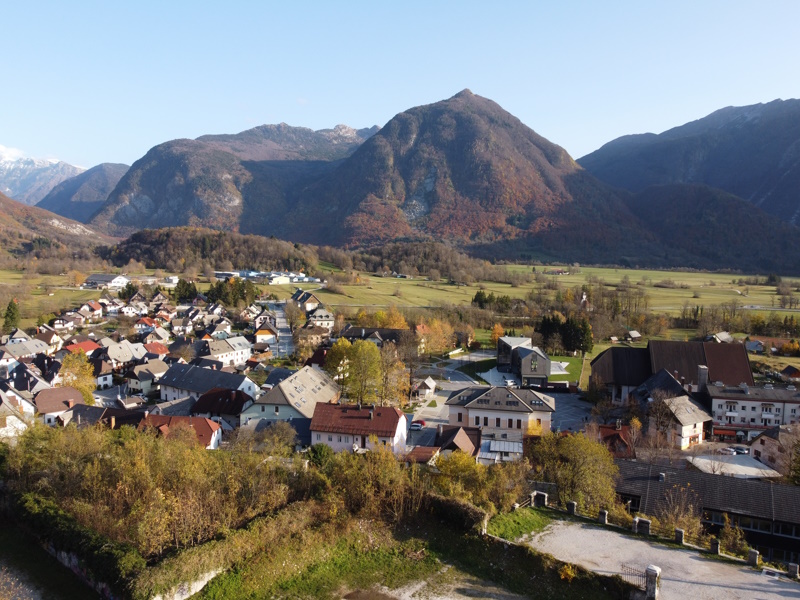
60, 350, 96, 404
347, 340, 381, 404
3, 299, 20, 333
427, 318, 455, 355
377, 343, 409, 407
283, 301, 304, 332
324, 338, 352, 396
530, 432, 618, 512
397, 329, 421, 401
490, 323, 505, 347
66, 270, 87, 287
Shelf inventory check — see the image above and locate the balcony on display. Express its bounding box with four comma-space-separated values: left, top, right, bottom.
725, 411, 739, 417
761, 413, 774, 420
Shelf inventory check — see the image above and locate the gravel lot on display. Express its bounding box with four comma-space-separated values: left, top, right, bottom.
526, 520, 799, 600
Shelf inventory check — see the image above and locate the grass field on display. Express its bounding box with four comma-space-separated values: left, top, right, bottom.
487, 507, 552, 541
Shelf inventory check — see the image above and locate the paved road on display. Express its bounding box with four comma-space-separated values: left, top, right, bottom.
267, 301, 294, 357
526, 520, 799, 600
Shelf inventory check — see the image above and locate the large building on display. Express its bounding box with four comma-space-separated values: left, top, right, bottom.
445, 386, 555, 436
310, 403, 407, 454
709, 385, 800, 441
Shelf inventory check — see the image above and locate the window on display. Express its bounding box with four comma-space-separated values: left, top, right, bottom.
345, 436, 349, 443
792, 408, 797, 414
484, 417, 488, 426
776, 408, 781, 413
760, 439, 765, 445
274, 406, 279, 414
261, 406, 265, 412
508, 418, 513, 428
517, 419, 521, 429
536, 418, 541, 425
328, 435, 333, 442
475, 416, 480, 426
316, 434, 320, 441
717, 404, 723, 409
338, 436, 342, 443
740, 417, 746, 423
751, 407, 756, 411
496, 418, 501, 427
457, 412, 463, 423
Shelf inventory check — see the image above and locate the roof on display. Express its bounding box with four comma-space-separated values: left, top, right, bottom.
660, 394, 713, 426
686, 455, 781, 479
139, 415, 220, 447
191, 387, 253, 416
405, 446, 440, 463
311, 403, 404, 438
707, 385, 800, 404
446, 386, 555, 413
751, 424, 800, 449
498, 336, 533, 349
144, 342, 170, 355
615, 459, 800, 525
87, 273, 127, 283
590, 347, 652, 386
65, 340, 101, 354
34, 386, 84, 414
256, 366, 339, 418
129, 359, 169, 381
435, 425, 481, 456
596, 424, 634, 458
264, 367, 296, 388
159, 363, 250, 395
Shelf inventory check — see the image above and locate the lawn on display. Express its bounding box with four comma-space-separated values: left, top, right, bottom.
548, 354, 583, 383
487, 507, 552, 541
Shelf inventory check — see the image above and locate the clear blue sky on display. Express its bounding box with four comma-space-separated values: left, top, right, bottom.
3, 1, 799, 168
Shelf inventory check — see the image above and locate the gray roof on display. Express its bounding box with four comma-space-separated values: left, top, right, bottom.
446, 386, 555, 413
659, 394, 712, 426
498, 336, 533, 349
159, 363, 250, 395
255, 366, 339, 418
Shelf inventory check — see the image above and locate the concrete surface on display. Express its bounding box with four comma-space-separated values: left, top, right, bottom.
526, 519, 799, 600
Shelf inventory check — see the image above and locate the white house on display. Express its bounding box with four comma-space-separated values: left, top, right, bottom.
0, 391, 28, 443
34, 387, 85, 426
85, 274, 130, 290
310, 403, 407, 454
445, 386, 555, 436
138, 415, 222, 450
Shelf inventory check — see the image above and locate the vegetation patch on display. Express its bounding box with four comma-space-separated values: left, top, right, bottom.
487, 507, 551, 540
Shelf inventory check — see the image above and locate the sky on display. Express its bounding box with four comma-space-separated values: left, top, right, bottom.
3, 1, 800, 168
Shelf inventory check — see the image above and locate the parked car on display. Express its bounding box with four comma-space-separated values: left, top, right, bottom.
732, 446, 749, 455
504, 379, 516, 387
409, 422, 424, 431
718, 447, 737, 455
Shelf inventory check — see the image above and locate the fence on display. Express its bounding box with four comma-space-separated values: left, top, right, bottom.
620, 563, 647, 590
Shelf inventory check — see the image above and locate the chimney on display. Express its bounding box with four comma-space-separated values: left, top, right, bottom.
697, 365, 709, 391
67, 399, 74, 408
144, 410, 149, 418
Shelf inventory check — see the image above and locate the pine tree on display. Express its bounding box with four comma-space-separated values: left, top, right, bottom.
3, 300, 19, 333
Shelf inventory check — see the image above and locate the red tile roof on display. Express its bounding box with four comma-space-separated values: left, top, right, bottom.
144, 342, 170, 355
65, 340, 101, 355
138, 415, 220, 447
311, 403, 404, 438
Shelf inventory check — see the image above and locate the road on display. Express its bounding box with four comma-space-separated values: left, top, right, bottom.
526, 520, 799, 600
267, 301, 295, 358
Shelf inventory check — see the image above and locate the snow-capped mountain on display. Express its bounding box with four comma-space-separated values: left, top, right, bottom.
0, 145, 85, 205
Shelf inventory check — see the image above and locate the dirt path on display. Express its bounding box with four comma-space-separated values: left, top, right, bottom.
525, 520, 799, 600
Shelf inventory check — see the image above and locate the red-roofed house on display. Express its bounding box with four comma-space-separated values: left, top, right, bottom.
135, 317, 158, 335
138, 415, 222, 449
310, 403, 407, 454
64, 340, 101, 357
144, 342, 170, 358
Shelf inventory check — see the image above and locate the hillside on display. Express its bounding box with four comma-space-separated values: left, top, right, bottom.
0, 155, 85, 205
90, 124, 378, 235
578, 99, 800, 224
0, 191, 110, 258
36, 163, 129, 222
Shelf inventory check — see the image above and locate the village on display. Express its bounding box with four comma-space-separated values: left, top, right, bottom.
1, 268, 800, 600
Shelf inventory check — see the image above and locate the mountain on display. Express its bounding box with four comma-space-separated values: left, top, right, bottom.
578, 99, 800, 224
0, 191, 109, 258
36, 163, 129, 222
90, 124, 378, 235
0, 149, 85, 205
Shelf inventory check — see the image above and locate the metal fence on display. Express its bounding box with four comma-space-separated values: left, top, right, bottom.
619, 563, 646, 590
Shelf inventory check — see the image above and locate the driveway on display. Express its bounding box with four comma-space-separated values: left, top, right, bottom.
526, 520, 799, 599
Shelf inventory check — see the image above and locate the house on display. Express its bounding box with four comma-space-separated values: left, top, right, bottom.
85, 273, 130, 290
4, 339, 49, 360
290, 289, 322, 312
126, 359, 169, 395
706, 331, 735, 344
340, 326, 405, 348
64, 340, 102, 358
615, 459, 800, 564
204, 337, 251, 367
590, 340, 754, 405
310, 403, 407, 454
595, 423, 635, 458
477, 438, 525, 465
143, 342, 170, 359
158, 363, 258, 402
513, 346, 552, 387
749, 425, 799, 474
708, 384, 800, 441
170, 318, 193, 336
434, 424, 482, 458
780, 365, 800, 384
295, 324, 328, 348
134, 317, 158, 335
138, 415, 222, 449
625, 330, 642, 342
34, 386, 85, 425
445, 386, 555, 436
145, 327, 171, 345
106, 340, 147, 372
0, 391, 28, 443
79, 301, 104, 320
240, 366, 339, 445
405, 446, 440, 466
51, 316, 74, 332
307, 307, 335, 330
191, 387, 254, 431
254, 323, 279, 345
89, 358, 114, 390
411, 376, 437, 400
35, 329, 63, 355
496, 336, 532, 372
648, 393, 712, 449
4, 329, 31, 345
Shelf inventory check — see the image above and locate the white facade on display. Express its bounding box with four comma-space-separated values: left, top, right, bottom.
311, 419, 407, 454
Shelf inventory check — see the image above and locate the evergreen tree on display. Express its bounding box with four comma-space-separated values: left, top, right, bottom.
3, 300, 20, 333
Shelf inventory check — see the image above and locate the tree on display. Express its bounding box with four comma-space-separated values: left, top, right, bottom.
347, 340, 381, 404
654, 483, 704, 541
628, 416, 642, 456
397, 329, 421, 401
427, 318, 455, 355
60, 350, 96, 405
256, 421, 298, 457
490, 323, 505, 347
377, 343, 409, 407
324, 338, 351, 396
530, 432, 618, 512
174, 279, 198, 302
383, 305, 409, 329
719, 513, 749, 557
283, 301, 304, 332
118, 281, 139, 301
66, 270, 87, 287
3, 300, 20, 333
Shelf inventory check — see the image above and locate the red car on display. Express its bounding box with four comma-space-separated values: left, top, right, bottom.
409, 420, 426, 430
